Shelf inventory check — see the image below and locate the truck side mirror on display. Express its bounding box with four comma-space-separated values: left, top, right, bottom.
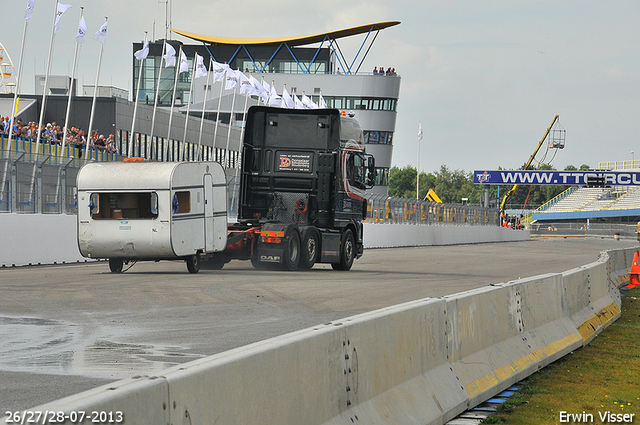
368, 156, 375, 173
366, 155, 376, 187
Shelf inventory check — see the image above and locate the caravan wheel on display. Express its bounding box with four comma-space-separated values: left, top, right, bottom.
109, 258, 123, 273
186, 254, 201, 274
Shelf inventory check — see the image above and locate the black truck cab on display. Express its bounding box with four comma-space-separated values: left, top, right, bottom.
236, 106, 375, 270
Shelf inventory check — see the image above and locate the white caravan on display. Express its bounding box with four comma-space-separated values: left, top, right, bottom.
77, 161, 228, 273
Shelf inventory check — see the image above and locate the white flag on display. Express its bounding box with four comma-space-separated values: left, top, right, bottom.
93, 20, 107, 46
282, 86, 294, 109
212, 61, 229, 83
319, 93, 328, 109
262, 80, 270, 99
54, 3, 72, 33
268, 84, 282, 107
25, 0, 35, 22
134, 33, 149, 61
301, 93, 317, 109
418, 122, 423, 141
76, 15, 87, 44
250, 75, 268, 103
239, 72, 255, 95
163, 43, 176, 68
225, 69, 240, 90
179, 51, 189, 73
194, 54, 208, 79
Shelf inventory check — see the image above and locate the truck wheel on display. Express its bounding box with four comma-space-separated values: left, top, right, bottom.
283, 228, 301, 271
186, 254, 200, 274
251, 256, 267, 269
109, 258, 123, 273
332, 229, 355, 271
299, 228, 319, 270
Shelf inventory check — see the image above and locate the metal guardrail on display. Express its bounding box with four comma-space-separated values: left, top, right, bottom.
1, 139, 501, 226
0, 152, 78, 214
364, 194, 501, 226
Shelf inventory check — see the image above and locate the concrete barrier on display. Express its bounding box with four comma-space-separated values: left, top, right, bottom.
7, 247, 636, 425
363, 222, 529, 248
446, 274, 583, 408
0, 214, 527, 267
0, 213, 88, 267
562, 259, 621, 344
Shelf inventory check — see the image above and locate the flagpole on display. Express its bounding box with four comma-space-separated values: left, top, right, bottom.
7, 0, 33, 154
212, 68, 226, 161
416, 139, 420, 200
85, 18, 107, 164
149, 39, 167, 160
181, 54, 197, 161
61, 7, 84, 164
417, 121, 422, 200
230, 89, 249, 214
35, 0, 61, 158
165, 46, 182, 161
129, 31, 147, 158
197, 57, 213, 160
260, 76, 267, 104
224, 85, 237, 169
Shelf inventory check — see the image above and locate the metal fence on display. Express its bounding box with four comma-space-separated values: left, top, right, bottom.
1, 139, 502, 226
364, 194, 501, 226
0, 150, 79, 214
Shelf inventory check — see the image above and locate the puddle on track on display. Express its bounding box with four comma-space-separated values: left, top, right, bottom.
0, 316, 204, 379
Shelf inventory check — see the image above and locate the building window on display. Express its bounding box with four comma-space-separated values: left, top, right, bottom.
375, 168, 390, 186
324, 96, 397, 112
364, 131, 394, 145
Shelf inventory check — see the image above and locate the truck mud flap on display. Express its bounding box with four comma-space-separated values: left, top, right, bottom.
257, 248, 283, 263
320, 232, 341, 263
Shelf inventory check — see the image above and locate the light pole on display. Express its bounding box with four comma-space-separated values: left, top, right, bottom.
632, 151, 635, 169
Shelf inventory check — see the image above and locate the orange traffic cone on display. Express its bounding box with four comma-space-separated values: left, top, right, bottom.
627, 250, 640, 288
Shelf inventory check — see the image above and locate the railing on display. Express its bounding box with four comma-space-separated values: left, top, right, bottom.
534, 186, 578, 212
1, 140, 501, 226
0, 134, 118, 166
364, 194, 500, 226
598, 160, 640, 170
0, 151, 78, 214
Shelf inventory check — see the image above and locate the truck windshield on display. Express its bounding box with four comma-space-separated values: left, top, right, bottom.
89, 192, 158, 220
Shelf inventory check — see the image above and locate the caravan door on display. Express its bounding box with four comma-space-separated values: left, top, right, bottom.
204, 173, 215, 252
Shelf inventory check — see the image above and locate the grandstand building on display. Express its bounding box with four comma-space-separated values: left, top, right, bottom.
531, 161, 640, 236
133, 22, 401, 196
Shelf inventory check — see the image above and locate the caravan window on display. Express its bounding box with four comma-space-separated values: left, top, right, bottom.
173, 191, 191, 214
90, 192, 159, 220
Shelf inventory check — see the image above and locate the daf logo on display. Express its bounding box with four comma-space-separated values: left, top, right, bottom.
260, 255, 281, 263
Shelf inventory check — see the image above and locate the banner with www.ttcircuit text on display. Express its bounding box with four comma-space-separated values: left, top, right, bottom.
474, 170, 640, 186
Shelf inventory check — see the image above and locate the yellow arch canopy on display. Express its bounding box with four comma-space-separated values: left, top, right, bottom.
171, 21, 400, 46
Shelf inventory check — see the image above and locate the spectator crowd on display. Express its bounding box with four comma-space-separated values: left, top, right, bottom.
0, 116, 116, 154
372, 66, 397, 76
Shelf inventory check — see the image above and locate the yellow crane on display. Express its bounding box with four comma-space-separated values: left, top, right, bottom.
499, 115, 562, 218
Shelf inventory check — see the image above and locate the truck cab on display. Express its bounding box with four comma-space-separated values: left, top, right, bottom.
230, 106, 375, 270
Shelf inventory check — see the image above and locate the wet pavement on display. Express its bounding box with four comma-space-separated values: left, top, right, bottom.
1, 236, 637, 412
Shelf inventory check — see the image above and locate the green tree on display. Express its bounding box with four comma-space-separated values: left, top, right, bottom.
388, 166, 417, 198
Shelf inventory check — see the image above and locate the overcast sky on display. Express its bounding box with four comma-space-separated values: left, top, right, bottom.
2, 0, 639, 174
